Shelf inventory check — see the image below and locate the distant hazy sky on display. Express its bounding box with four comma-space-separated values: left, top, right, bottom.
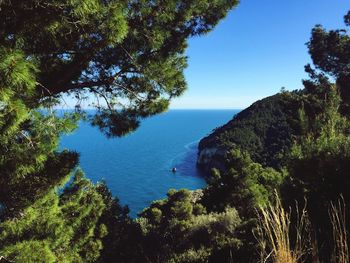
170, 0, 350, 109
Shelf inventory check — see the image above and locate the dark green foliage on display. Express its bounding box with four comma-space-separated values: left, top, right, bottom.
0, 44, 113, 262
0, 169, 107, 263
0, 0, 237, 137
281, 14, 350, 261
307, 12, 350, 113
0, 1, 236, 262
195, 9, 350, 262
41, 6, 350, 263
282, 89, 350, 262
3, 1, 350, 262
0, 151, 78, 216
47, 6, 350, 263
60, 169, 108, 262
125, 9, 350, 263
113, 150, 283, 263
201, 150, 284, 262
137, 189, 242, 263
198, 93, 295, 171
202, 149, 284, 218
198, 91, 323, 172
198, 10, 350, 173
0, 47, 79, 216
96, 183, 141, 263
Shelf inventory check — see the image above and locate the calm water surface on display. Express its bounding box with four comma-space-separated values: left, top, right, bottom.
60, 110, 238, 217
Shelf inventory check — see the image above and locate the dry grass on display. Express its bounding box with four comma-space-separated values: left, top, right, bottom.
256, 194, 350, 263
329, 197, 349, 263
256, 193, 309, 263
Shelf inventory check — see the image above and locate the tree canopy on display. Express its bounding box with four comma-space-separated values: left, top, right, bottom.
3, 1, 350, 262
0, 1, 237, 262
306, 11, 350, 113
0, 0, 237, 136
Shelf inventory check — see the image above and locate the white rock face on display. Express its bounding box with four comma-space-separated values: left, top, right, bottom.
197, 146, 228, 173
197, 147, 219, 166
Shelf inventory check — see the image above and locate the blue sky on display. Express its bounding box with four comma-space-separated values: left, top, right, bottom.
170, 0, 350, 109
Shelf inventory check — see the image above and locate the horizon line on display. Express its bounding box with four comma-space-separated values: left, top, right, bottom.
53, 107, 243, 111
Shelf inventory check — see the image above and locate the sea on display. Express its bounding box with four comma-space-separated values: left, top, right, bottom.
60, 110, 238, 217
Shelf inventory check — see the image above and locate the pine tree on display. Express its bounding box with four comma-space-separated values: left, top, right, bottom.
282, 87, 350, 262
0, 169, 110, 262
306, 10, 350, 113
0, 1, 237, 262
0, 0, 238, 137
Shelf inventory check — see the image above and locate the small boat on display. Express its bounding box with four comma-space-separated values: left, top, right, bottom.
172, 167, 177, 173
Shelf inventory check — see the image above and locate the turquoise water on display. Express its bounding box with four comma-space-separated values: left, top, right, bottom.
60, 110, 238, 217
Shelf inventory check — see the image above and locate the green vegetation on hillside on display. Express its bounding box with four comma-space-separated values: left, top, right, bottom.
1, 1, 350, 263
198, 92, 299, 170
197, 88, 329, 171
